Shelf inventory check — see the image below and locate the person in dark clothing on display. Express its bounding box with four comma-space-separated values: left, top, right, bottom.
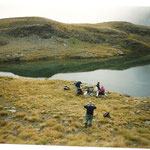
84, 101, 96, 127
96, 82, 100, 90
74, 81, 82, 96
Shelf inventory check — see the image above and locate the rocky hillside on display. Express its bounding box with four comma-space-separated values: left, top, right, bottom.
0, 17, 150, 62
0, 76, 150, 148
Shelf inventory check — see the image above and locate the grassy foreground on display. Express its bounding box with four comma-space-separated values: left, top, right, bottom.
0, 77, 150, 148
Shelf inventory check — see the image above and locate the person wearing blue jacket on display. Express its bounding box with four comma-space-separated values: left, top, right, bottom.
74, 81, 82, 96
84, 101, 96, 128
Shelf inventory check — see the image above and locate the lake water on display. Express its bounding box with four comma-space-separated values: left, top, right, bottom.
50, 64, 150, 97
0, 64, 150, 97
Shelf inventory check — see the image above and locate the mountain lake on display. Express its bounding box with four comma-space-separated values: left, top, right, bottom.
0, 64, 150, 97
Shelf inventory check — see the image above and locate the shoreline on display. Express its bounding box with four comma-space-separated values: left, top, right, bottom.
0, 74, 149, 98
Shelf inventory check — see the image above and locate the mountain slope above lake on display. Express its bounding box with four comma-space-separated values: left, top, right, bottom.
0, 17, 150, 63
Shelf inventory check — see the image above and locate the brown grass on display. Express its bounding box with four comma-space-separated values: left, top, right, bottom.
0, 111, 9, 116
0, 76, 149, 148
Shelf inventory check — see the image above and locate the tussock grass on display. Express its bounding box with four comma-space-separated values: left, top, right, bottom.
0, 77, 149, 148
15, 112, 26, 118
0, 119, 7, 126
0, 111, 9, 116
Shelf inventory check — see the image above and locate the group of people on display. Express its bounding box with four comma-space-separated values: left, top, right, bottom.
74, 81, 105, 97
74, 81, 106, 128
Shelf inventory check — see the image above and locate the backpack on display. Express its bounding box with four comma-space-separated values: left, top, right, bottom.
64, 86, 70, 90
103, 112, 111, 118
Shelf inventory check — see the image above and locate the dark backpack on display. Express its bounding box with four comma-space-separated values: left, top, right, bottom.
103, 112, 111, 118
64, 86, 70, 90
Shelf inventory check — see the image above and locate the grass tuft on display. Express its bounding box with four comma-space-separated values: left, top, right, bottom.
0, 110, 9, 116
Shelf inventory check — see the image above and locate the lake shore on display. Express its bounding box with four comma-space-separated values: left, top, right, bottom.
1, 63, 150, 97
0, 76, 150, 148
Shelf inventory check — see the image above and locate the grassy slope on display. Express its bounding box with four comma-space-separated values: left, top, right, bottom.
0, 77, 150, 148
0, 17, 150, 63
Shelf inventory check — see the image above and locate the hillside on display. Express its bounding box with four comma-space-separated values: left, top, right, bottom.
0, 17, 150, 63
0, 76, 150, 148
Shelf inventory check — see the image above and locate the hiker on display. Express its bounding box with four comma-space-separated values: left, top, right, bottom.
99, 86, 105, 95
84, 101, 96, 127
96, 82, 100, 97
74, 81, 82, 96
96, 86, 105, 97
96, 82, 100, 90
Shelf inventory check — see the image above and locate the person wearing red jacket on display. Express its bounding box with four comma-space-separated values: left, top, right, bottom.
99, 86, 105, 95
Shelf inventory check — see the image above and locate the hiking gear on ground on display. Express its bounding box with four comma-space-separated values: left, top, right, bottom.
103, 112, 110, 118
64, 86, 70, 90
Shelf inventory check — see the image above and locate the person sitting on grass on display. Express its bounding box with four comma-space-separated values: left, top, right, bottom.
84, 101, 96, 128
99, 86, 105, 95
96, 82, 100, 90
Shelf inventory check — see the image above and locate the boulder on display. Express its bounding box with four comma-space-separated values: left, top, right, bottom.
136, 100, 140, 105
145, 121, 150, 125
130, 111, 135, 115
8, 109, 16, 113
136, 110, 141, 114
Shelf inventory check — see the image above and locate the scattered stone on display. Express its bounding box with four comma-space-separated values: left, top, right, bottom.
136, 100, 140, 105
75, 129, 79, 133
117, 50, 124, 55
143, 101, 148, 103
136, 110, 141, 114
4, 107, 10, 110
43, 95, 49, 98
145, 121, 150, 125
132, 127, 136, 130
81, 84, 93, 89
64, 121, 69, 125
8, 109, 16, 113
130, 111, 135, 115
5, 117, 12, 122
90, 93, 95, 97
12, 130, 18, 136
125, 100, 128, 103
35, 128, 40, 131
52, 114, 59, 118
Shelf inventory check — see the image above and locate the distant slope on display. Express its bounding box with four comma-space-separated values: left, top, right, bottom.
0, 17, 150, 63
